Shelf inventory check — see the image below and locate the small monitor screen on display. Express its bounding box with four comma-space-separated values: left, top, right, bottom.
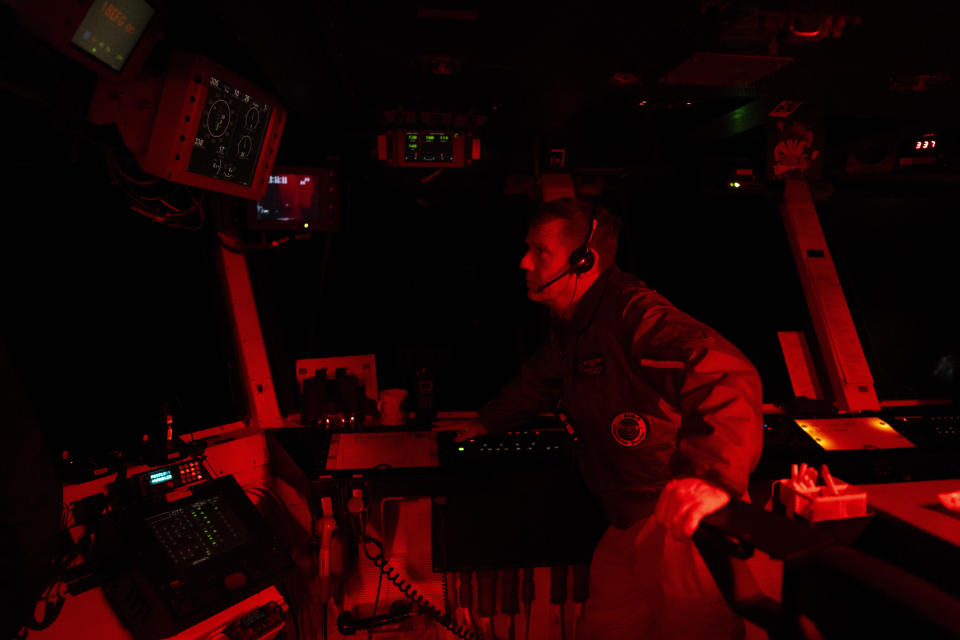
70, 0, 155, 72
404, 131, 454, 162
188, 76, 273, 187
149, 469, 173, 485
252, 168, 337, 230
146, 495, 250, 568
256, 173, 321, 228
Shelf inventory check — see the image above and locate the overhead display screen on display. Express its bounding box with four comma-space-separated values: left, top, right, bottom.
70, 0, 155, 71
404, 131, 454, 162
188, 76, 273, 187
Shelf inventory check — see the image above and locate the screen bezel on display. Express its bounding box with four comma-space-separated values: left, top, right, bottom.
246, 164, 339, 231
10, 0, 165, 81
392, 130, 466, 168
69, 0, 156, 73
140, 52, 287, 201
185, 75, 275, 188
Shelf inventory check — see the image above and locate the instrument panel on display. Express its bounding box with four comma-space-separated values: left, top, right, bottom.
135, 457, 209, 496
188, 76, 274, 187
98, 476, 291, 640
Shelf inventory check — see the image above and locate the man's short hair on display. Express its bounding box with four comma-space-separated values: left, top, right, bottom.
532, 197, 621, 269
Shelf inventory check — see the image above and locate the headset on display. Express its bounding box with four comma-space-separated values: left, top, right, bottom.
536, 207, 599, 292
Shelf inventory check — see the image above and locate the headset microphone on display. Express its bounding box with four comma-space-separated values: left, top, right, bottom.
535, 213, 598, 293
535, 265, 575, 292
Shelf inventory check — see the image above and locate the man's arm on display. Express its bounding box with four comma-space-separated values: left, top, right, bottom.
476, 339, 564, 435
671, 340, 764, 497
435, 340, 564, 442
629, 302, 764, 537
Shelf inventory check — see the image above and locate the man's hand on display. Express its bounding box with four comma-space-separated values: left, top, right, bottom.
654, 478, 731, 540
432, 420, 488, 442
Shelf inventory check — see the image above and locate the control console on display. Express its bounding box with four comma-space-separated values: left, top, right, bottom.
134, 457, 209, 497
97, 475, 291, 640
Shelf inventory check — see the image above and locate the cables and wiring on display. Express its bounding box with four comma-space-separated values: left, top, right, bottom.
17, 525, 78, 638
244, 483, 326, 640
372, 555, 384, 617
104, 150, 206, 231
216, 230, 295, 255
359, 534, 482, 640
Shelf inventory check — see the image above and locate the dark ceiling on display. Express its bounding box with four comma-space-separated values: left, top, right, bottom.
152, 0, 960, 152
3, 0, 959, 171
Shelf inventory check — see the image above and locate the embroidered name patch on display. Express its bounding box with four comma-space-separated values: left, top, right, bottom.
577, 355, 606, 377
610, 412, 647, 447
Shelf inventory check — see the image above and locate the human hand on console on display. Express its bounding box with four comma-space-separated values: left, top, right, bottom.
654, 477, 731, 540
432, 420, 488, 442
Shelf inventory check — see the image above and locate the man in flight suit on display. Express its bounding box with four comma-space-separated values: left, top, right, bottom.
439, 197, 763, 639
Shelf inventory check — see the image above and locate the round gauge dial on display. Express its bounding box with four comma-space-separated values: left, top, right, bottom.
207, 100, 231, 138
237, 136, 253, 160
245, 107, 260, 130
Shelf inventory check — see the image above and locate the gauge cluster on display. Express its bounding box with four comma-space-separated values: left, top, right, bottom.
187, 76, 274, 187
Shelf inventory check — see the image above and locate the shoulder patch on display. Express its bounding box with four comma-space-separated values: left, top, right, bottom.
610, 412, 647, 447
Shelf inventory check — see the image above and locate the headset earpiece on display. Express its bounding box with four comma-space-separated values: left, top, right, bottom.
535, 206, 600, 292
568, 213, 598, 275
568, 246, 595, 274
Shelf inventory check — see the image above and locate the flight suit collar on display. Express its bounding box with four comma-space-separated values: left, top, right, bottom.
568, 265, 619, 333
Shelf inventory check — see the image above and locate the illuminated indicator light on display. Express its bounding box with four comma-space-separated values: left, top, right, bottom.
304, 223, 309, 229
150, 470, 174, 484
92, 48, 97, 52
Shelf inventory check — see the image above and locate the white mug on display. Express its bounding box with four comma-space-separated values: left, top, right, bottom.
378, 388, 409, 425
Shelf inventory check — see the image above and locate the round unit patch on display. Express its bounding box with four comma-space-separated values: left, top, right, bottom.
610, 412, 647, 447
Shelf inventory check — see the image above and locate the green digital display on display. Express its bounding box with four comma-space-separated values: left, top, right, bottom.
149, 469, 173, 485
404, 131, 454, 162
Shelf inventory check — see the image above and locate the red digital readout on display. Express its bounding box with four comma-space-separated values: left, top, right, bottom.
914, 133, 937, 151
100, 1, 137, 34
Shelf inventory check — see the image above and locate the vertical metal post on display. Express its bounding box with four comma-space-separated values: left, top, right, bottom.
218, 243, 284, 428
780, 180, 880, 412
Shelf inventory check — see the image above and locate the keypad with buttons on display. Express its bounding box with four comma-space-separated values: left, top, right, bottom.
137, 457, 208, 496
178, 459, 205, 484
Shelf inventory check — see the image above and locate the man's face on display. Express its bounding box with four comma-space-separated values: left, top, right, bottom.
520, 217, 579, 310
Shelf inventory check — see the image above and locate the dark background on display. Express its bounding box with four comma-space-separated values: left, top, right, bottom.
1, 1, 958, 463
